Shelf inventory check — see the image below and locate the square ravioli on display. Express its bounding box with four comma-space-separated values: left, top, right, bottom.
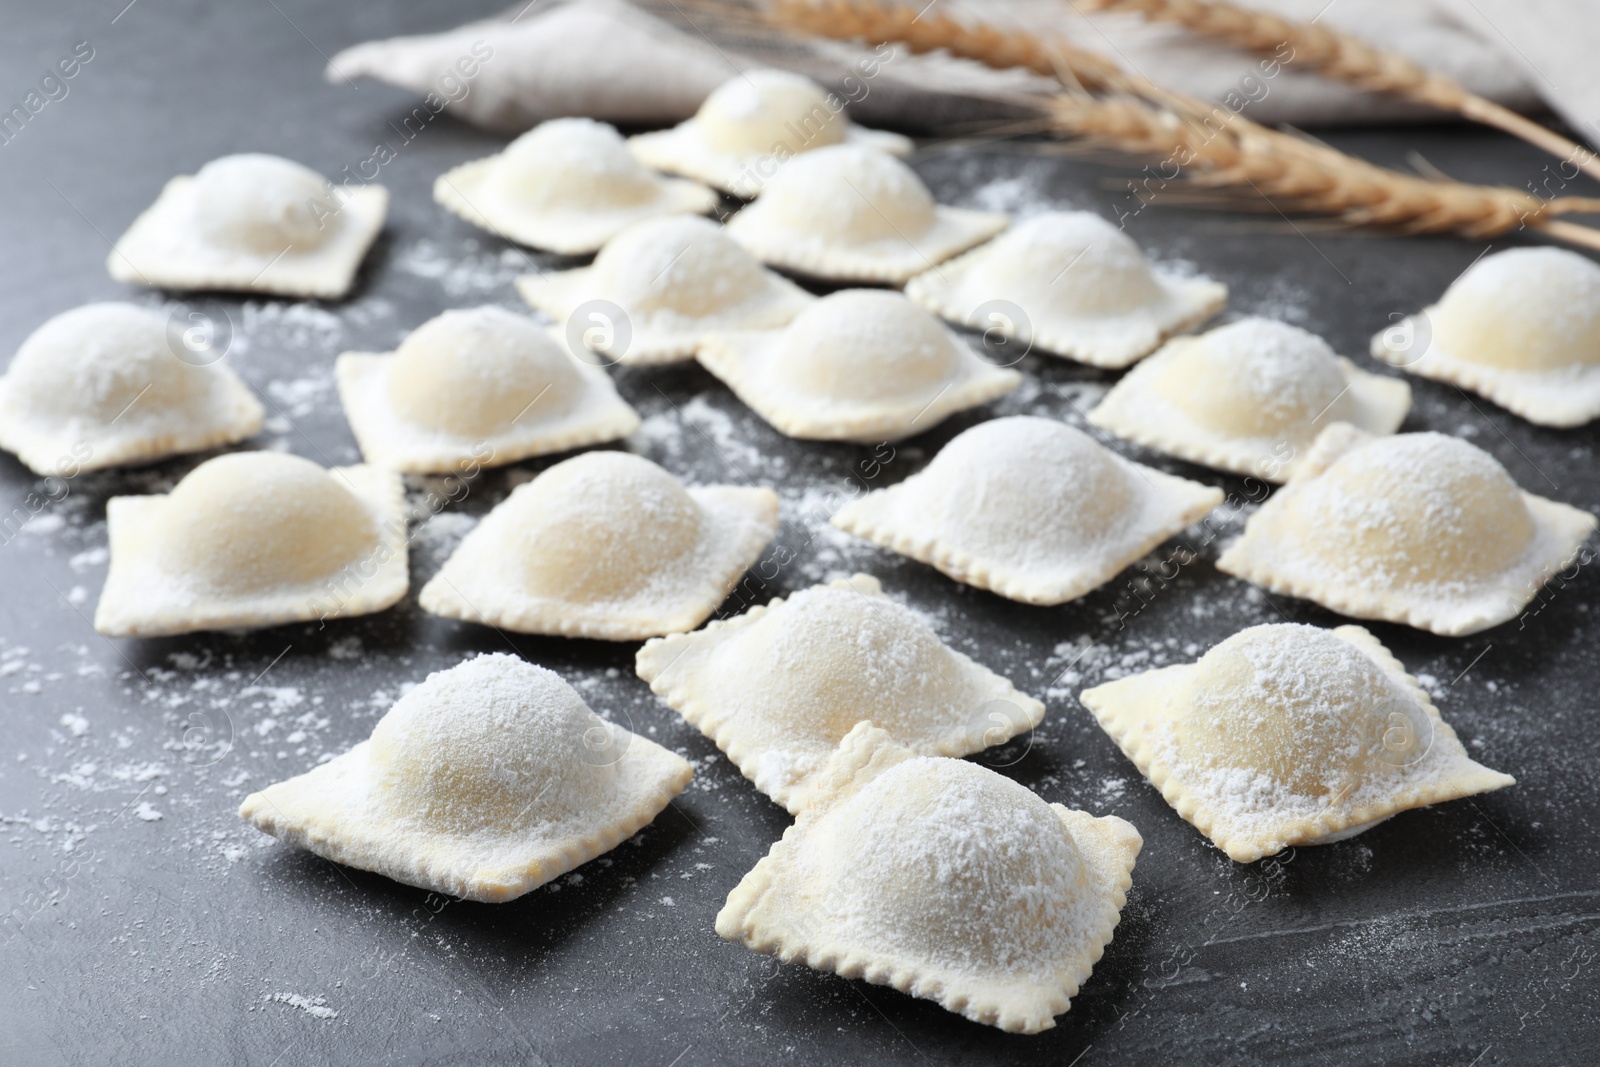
635, 574, 1044, 814
833, 416, 1223, 605
1090, 317, 1411, 482
336, 305, 638, 473
108, 154, 386, 300
419, 451, 778, 640
435, 117, 717, 255
95, 452, 407, 637
627, 69, 913, 199
1216, 423, 1597, 635
905, 211, 1225, 368
696, 289, 1020, 442
1080, 623, 1516, 863
716, 722, 1141, 1034
516, 215, 813, 366
241, 654, 693, 903
0, 302, 262, 475
1371, 246, 1600, 427
724, 144, 1006, 284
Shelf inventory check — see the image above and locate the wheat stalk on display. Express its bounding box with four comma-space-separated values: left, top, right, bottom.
764, 0, 1135, 91
762, 0, 1600, 247
1077, 0, 1600, 183
1050, 94, 1600, 240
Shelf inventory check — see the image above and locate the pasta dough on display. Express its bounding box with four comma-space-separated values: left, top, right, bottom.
628, 69, 913, 198
724, 145, 1006, 283
635, 574, 1045, 813
905, 211, 1226, 367
240, 653, 693, 902
1371, 247, 1600, 427
420, 451, 778, 639
1090, 317, 1411, 481
335, 305, 638, 472
434, 117, 718, 254
833, 416, 1223, 604
516, 216, 814, 365
1216, 424, 1597, 635
94, 452, 407, 636
108, 154, 387, 299
716, 722, 1141, 1034
0, 302, 262, 475
696, 289, 1021, 441
1080, 623, 1516, 862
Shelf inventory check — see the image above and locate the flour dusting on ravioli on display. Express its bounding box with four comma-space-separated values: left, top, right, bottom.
1081, 623, 1516, 862
905, 211, 1224, 367
435, 117, 717, 254
636, 574, 1044, 813
241, 653, 693, 902
1372, 247, 1600, 427
0, 302, 262, 475
628, 69, 912, 198
716, 723, 1140, 1034
109, 153, 387, 299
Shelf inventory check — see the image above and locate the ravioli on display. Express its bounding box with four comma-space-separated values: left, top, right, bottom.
419, 451, 778, 639
240, 653, 693, 902
833, 416, 1223, 605
636, 574, 1044, 813
0, 302, 263, 475
336, 305, 638, 472
1216, 424, 1597, 635
724, 145, 1006, 283
516, 215, 814, 365
905, 211, 1226, 367
716, 722, 1141, 1034
94, 452, 407, 636
627, 69, 913, 198
696, 289, 1021, 441
434, 117, 718, 254
108, 154, 387, 299
1372, 247, 1600, 427
1080, 623, 1516, 862
1090, 317, 1411, 481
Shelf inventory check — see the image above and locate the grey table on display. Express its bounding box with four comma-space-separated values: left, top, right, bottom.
1, 2, 1597, 1065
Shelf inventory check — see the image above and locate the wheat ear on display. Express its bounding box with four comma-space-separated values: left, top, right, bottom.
763, 0, 1600, 247
1078, 0, 1600, 183
764, 0, 1135, 90
1049, 94, 1600, 242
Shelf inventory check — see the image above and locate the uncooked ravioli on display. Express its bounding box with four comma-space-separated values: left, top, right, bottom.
904, 211, 1225, 367
1090, 317, 1411, 481
434, 117, 717, 254
696, 289, 1020, 441
635, 574, 1044, 813
1080, 623, 1516, 862
108, 153, 387, 299
832, 416, 1222, 605
240, 653, 693, 902
1371, 246, 1600, 427
335, 305, 639, 472
516, 215, 814, 364
0, 302, 263, 475
716, 722, 1141, 1034
94, 451, 407, 636
419, 451, 778, 639
627, 69, 913, 198
1215, 424, 1597, 635
724, 145, 1006, 283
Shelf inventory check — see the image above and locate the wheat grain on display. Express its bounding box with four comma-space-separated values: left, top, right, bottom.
763, 0, 1600, 247
1078, 0, 1600, 183
765, 0, 1133, 90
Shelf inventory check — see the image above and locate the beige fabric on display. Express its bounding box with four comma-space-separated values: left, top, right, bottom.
327, 0, 1547, 134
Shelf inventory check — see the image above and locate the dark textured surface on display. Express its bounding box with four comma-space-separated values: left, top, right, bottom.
2, 3, 1599, 1065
